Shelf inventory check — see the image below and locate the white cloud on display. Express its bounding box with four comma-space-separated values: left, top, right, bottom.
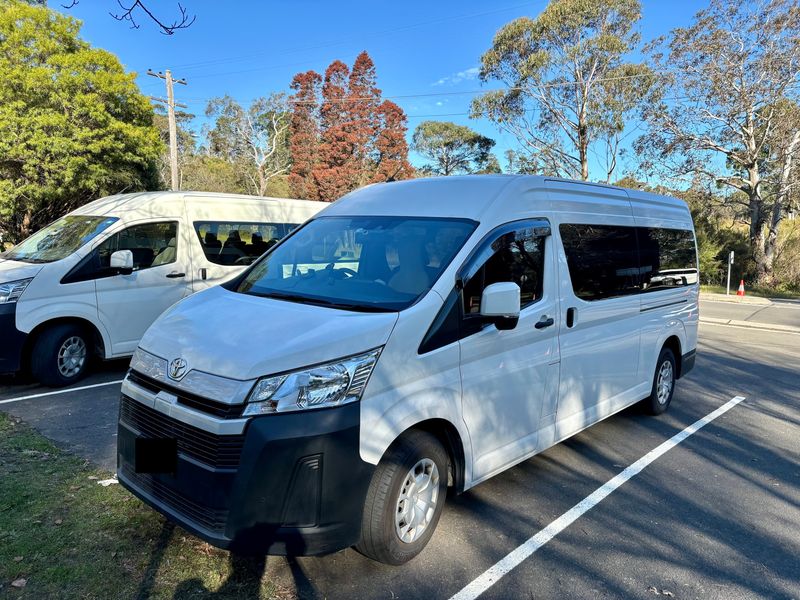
433, 66, 480, 86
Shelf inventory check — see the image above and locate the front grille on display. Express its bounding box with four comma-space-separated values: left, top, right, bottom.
128, 370, 245, 419
121, 465, 228, 534
119, 395, 244, 469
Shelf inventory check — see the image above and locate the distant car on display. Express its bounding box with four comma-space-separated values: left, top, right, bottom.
116, 175, 699, 565
0, 191, 324, 386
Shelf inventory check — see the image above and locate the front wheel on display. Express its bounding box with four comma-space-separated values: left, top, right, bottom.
30, 323, 92, 387
356, 430, 448, 565
643, 347, 676, 415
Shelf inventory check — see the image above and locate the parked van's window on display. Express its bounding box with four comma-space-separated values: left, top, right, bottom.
97, 222, 178, 270
236, 216, 477, 311
194, 221, 296, 266
638, 228, 698, 290
463, 234, 545, 314
560, 224, 640, 301
2, 215, 118, 264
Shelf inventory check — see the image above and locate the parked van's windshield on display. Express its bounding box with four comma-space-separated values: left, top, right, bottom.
2, 215, 118, 264
236, 216, 477, 311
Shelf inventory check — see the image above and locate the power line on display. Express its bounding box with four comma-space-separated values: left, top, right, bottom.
155, 72, 679, 108
169, 1, 539, 73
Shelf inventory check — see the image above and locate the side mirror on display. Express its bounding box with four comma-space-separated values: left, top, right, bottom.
110, 249, 134, 274
480, 281, 521, 330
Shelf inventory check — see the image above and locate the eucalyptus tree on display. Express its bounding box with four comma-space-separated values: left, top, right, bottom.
637, 0, 800, 284
471, 0, 653, 181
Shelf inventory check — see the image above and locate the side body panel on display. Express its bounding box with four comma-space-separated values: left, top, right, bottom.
545, 181, 647, 444
459, 233, 560, 483
95, 213, 194, 356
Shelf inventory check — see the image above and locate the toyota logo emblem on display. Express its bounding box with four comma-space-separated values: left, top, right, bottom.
168, 358, 188, 381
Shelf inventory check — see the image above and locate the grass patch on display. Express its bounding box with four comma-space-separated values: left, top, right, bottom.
0, 413, 292, 599
700, 284, 800, 300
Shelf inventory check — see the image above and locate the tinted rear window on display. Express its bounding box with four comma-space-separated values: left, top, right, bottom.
559, 224, 697, 301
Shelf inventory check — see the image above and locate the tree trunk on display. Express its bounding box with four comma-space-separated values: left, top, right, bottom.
579, 115, 589, 181
763, 129, 800, 284
256, 166, 268, 196
16, 209, 33, 242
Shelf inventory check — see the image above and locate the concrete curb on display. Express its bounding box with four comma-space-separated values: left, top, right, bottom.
700, 316, 800, 334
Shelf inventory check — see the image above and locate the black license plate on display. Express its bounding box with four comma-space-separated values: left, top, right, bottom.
134, 437, 177, 474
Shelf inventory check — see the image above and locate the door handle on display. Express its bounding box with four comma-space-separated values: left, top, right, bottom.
566, 307, 577, 328
535, 316, 555, 329
166, 272, 186, 279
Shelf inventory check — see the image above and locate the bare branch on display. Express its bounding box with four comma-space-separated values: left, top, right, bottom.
110, 1, 195, 35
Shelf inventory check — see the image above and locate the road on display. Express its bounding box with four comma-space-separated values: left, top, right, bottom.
1, 317, 799, 599
700, 297, 800, 329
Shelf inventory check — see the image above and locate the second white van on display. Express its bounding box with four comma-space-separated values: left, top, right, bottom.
117, 176, 698, 565
0, 191, 323, 385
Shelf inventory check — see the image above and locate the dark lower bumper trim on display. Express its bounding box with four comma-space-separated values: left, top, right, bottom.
680, 349, 696, 378
118, 401, 374, 556
0, 303, 27, 374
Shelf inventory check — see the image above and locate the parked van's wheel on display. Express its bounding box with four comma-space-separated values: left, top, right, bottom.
644, 347, 676, 415
356, 430, 448, 565
30, 324, 91, 387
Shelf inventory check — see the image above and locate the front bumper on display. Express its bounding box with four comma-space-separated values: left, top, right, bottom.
0, 303, 27, 374
117, 396, 374, 555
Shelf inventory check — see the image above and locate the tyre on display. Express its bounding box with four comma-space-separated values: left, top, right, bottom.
643, 346, 676, 415
356, 430, 449, 565
30, 323, 91, 387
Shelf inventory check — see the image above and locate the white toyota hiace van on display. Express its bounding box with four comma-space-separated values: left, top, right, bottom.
117, 176, 698, 564
0, 192, 323, 386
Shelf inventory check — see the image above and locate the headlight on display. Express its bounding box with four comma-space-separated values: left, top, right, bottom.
0, 278, 32, 303
243, 348, 382, 415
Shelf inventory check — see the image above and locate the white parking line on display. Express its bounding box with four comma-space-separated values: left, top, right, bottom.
449, 395, 746, 600
0, 380, 124, 405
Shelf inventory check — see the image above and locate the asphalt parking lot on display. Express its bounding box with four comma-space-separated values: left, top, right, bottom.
2, 313, 799, 599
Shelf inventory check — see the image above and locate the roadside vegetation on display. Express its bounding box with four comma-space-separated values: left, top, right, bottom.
0, 413, 288, 599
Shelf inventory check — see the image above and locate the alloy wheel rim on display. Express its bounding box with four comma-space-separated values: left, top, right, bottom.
395, 458, 440, 544
57, 336, 87, 378
656, 360, 674, 405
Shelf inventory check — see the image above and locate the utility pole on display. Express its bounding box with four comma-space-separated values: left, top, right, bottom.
147, 69, 187, 191
726, 250, 734, 295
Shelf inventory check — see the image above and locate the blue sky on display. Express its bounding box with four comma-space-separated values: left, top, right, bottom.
60, 0, 706, 176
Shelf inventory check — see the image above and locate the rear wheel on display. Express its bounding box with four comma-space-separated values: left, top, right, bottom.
30, 324, 91, 387
356, 430, 448, 565
643, 347, 676, 415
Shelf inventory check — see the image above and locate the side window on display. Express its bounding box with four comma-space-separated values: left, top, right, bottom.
462, 232, 545, 314
638, 227, 698, 291
193, 221, 289, 266
559, 224, 640, 301
97, 221, 178, 270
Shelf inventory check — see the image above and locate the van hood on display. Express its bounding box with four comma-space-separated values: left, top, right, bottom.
138, 285, 399, 382
0, 258, 44, 283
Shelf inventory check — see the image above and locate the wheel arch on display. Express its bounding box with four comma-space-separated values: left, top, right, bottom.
22, 317, 107, 367
661, 334, 683, 378
385, 419, 467, 494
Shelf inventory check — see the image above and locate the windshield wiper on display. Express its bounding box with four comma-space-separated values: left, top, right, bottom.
253, 290, 394, 313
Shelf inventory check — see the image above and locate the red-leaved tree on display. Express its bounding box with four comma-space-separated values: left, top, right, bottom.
372, 100, 414, 183
347, 51, 382, 188
288, 70, 322, 200
313, 60, 354, 201
288, 51, 414, 201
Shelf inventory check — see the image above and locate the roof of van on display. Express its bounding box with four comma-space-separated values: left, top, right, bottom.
71, 191, 324, 217
321, 175, 691, 227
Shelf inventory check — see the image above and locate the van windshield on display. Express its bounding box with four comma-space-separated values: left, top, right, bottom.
235, 216, 477, 312
2, 215, 119, 264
